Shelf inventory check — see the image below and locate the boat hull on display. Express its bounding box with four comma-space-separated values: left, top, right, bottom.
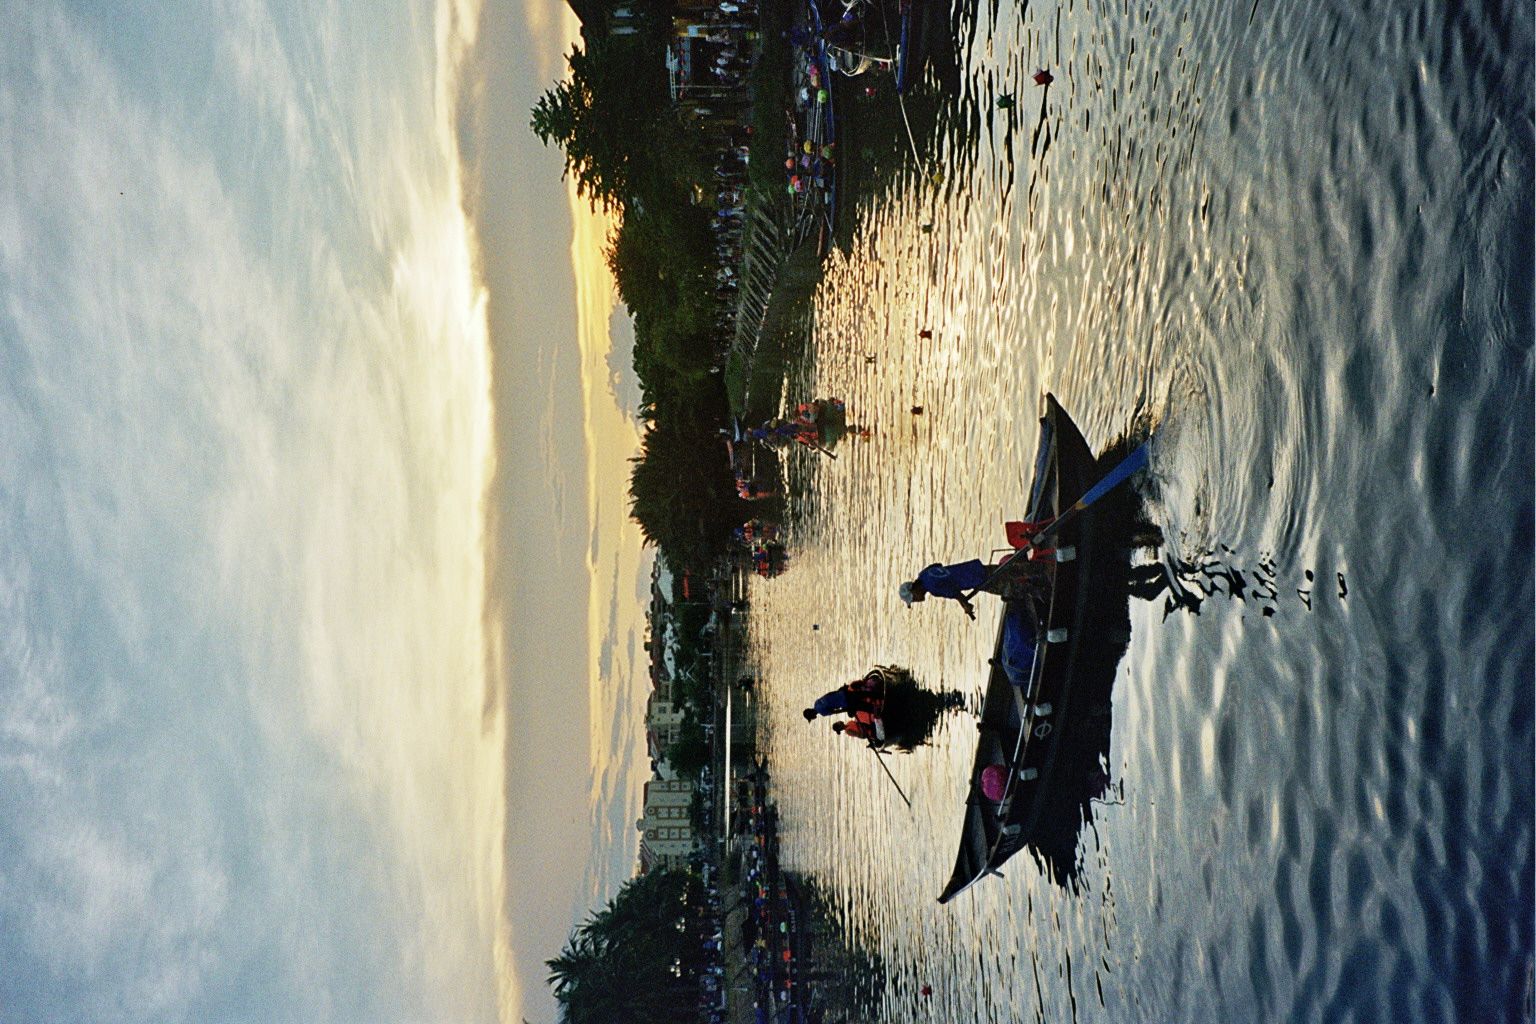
938, 395, 1138, 902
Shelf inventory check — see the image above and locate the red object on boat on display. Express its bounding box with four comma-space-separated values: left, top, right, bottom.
1033, 68, 1054, 85
980, 763, 1008, 801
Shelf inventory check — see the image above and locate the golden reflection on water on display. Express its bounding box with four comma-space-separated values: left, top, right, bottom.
740, 0, 1241, 1017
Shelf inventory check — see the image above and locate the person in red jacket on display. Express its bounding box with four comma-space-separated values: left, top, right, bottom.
802, 673, 884, 722
832, 719, 877, 741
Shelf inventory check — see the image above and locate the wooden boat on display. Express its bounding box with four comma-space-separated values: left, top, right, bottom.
817, 0, 930, 96
855, 666, 962, 751
937, 394, 1136, 901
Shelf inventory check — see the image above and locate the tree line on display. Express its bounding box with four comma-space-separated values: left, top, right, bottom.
532, 5, 755, 572
545, 869, 709, 1024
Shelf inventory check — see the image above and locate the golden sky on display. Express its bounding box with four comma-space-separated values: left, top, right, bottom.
568, 181, 652, 808
474, 3, 655, 1021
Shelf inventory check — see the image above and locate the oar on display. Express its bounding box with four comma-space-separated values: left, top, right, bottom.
869, 743, 913, 809
1029, 441, 1150, 545
961, 441, 1152, 599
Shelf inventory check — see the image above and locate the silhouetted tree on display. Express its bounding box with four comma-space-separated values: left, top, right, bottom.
664, 718, 711, 777
629, 413, 750, 571
546, 870, 702, 1024
531, 39, 700, 212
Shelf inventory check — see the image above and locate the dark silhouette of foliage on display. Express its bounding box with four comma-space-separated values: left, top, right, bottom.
531, 38, 702, 212
607, 206, 719, 397
628, 403, 749, 571
533, 24, 756, 573
546, 870, 704, 1024
664, 718, 710, 777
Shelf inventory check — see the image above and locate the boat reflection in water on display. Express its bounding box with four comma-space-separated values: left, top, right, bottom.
939, 396, 1150, 900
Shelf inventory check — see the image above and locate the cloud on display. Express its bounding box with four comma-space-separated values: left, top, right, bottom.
520, 0, 578, 81
0, 4, 503, 1022
215, 0, 315, 171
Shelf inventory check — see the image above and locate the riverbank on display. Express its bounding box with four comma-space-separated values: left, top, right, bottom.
716, 757, 886, 1024
726, 0, 957, 423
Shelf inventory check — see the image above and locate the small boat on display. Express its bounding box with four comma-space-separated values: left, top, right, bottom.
854, 665, 963, 750
818, 0, 933, 97
937, 395, 1139, 901
752, 398, 867, 452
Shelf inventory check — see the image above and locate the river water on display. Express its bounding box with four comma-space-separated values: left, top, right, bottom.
743, 0, 1533, 1020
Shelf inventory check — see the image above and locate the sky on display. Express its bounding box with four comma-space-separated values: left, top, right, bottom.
0, 2, 648, 1022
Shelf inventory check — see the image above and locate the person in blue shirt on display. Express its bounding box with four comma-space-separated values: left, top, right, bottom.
898, 559, 989, 618
802, 688, 850, 721
900, 552, 1065, 618
802, 674, 882, 722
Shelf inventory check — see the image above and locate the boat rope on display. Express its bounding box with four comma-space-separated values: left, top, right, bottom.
896, 92, 926, 170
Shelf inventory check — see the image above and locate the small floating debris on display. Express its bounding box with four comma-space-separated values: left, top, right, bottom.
1033, 68, 1054, 86
996, 93, 1015, 108
919, 329, 933, 338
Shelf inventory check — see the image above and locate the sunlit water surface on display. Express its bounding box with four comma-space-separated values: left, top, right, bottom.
745, 0, 1533, 1020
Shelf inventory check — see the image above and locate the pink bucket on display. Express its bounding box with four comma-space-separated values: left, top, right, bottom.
980, 763, 1008, 801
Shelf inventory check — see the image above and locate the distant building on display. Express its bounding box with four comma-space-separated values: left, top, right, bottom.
609, 4, 641, 35
646, 691, 688, 763
566, 0, 653, 39
637, 778, 696, 872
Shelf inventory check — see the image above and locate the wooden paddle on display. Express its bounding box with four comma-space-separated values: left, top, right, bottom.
961, 440, 1152, 601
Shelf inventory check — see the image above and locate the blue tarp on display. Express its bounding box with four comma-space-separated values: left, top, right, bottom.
1000, 604, 1038, 688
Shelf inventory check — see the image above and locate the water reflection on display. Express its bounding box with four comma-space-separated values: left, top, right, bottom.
1131, 552, 1352, 619
746, 0, 1532, 1016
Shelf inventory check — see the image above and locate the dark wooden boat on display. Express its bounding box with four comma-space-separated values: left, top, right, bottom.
937, 394, 1136, 902
858, 665, 962, 751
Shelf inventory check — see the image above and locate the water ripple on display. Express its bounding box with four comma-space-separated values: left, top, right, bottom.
745, 0, 1532, 1019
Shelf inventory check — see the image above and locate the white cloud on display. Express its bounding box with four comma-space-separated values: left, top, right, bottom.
215, 0, 315, 172
0, 3, 503, 1022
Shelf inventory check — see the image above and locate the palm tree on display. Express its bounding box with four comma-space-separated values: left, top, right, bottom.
546, 871, 701, 1024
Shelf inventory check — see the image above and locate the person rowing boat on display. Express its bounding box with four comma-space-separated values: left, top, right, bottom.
801, 672, 882, 721
898, 544, 1071, 619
